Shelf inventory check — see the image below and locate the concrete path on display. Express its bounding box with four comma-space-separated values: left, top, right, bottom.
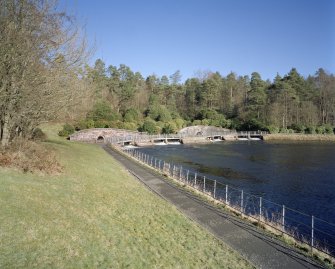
103, 146, 326, 269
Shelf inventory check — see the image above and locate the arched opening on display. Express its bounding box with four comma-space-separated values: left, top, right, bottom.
196, 131, 203, 136
97, 136, 104, 143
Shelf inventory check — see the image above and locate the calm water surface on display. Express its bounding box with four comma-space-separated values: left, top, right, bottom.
139, 141, 335, 223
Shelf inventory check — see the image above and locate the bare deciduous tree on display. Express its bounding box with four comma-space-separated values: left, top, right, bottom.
0, 0, 90, 146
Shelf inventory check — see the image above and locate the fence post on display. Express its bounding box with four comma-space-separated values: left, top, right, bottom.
225, 185, 228, 204
213, 180, 216, 199
179, 166, 182, 181
163, 161, 165, 173
186, 170, 189, 184
311, 215, 314, 252
259, 197, 262, 222
203, 176, 206, 193
282, 205, 285, 233
194, 173, 197, 186
241, 190, 244, 213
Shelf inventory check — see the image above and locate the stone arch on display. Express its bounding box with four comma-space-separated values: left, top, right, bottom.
96, 136, 104, 143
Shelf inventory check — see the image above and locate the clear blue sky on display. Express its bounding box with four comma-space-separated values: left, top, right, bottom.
60, 0, 334, 81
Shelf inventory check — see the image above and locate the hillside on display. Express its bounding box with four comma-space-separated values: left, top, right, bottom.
0, 125, 253, 268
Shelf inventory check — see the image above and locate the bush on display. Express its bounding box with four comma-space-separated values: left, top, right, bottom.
162, 122, 177, 134
316, 126, 326, 134
290, 124, 305, 133
174, 118, 185, 130
192, 120, 202, 126
58, 124, 75, 137
88, 102, 121, 122
31, 128, 47, 141
123, 122, 138, 131
123, 108, 140, 123
197, 109, 219, 120
0, 138, 62, 174
267, 125, 279, 134
139, 119, 157, 134
305, 126, 316, 134
74, 120, 94, 130
324, 124, 334, 134
94, 119, 110, 128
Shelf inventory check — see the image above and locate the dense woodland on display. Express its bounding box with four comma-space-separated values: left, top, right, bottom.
60, 59, 335, 136
1, 0, 335, 147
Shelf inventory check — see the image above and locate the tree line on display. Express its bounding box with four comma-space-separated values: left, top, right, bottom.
1, 0, 334, 147
61, 59, 335, 135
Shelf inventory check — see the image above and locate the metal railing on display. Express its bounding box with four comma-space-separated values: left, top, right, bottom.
105, 131, 267, 145
119, 146, 335, 258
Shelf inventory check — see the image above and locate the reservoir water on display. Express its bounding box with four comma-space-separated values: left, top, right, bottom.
138, 141, 335, 252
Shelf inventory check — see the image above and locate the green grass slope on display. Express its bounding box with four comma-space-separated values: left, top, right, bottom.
0, 125, 253, 268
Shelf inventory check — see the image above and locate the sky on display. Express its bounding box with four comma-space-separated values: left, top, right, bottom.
59, 0, 334, 81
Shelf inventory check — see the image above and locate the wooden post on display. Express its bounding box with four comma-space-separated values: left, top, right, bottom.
186, 170, 189, 184
241, 190, 244, 213
213, 180, 216, 198
203, 176, 206, 193
225, 185, 228, 204
311, 215, 314, 253
194, 173, 197, 186
282, 205, 285, 233
259, 197, 262, 222
179, 166, 182, 181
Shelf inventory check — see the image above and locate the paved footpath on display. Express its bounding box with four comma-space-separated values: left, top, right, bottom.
103, 146, 327, 269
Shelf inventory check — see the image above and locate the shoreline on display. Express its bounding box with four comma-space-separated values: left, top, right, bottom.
134, 134, 335, 147
263, 134, 335, 141
107, 144, 334, 267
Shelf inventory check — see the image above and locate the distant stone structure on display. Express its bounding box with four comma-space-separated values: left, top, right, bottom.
178, 125, 233, 136
69, 128, 141, 143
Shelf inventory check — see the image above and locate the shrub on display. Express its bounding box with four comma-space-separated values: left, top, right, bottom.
316, 126, 326, 134
58, 124, 75, 137
305, 126, 316, 134
75, 120, 94, 130
324, 124, 334, 134
88, 102, 121, 122
94, 119, 110, 128
162, 122, 177, 134
140, 119, 157, 134
174, 118, 185, 130
267, 125, 280, 134
123, 108, 140, 123
290, 124, 305, 133
192, 120, 202, 126
0, 138, 62, 174
123, 122, 138, 131
31, 128, 47, 141
201, 119, 210, 126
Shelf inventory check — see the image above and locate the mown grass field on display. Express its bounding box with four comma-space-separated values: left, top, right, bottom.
0, 125, 253, 268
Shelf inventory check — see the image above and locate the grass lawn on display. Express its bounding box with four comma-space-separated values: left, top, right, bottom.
0, 125, 253, 268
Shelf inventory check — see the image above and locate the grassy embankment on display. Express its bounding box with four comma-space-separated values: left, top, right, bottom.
263, 133, 335, 141
0, 124, 253, 268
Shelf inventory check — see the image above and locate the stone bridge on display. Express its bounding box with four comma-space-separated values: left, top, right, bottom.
69, 126, 266, 145
69, 128, 142, 143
